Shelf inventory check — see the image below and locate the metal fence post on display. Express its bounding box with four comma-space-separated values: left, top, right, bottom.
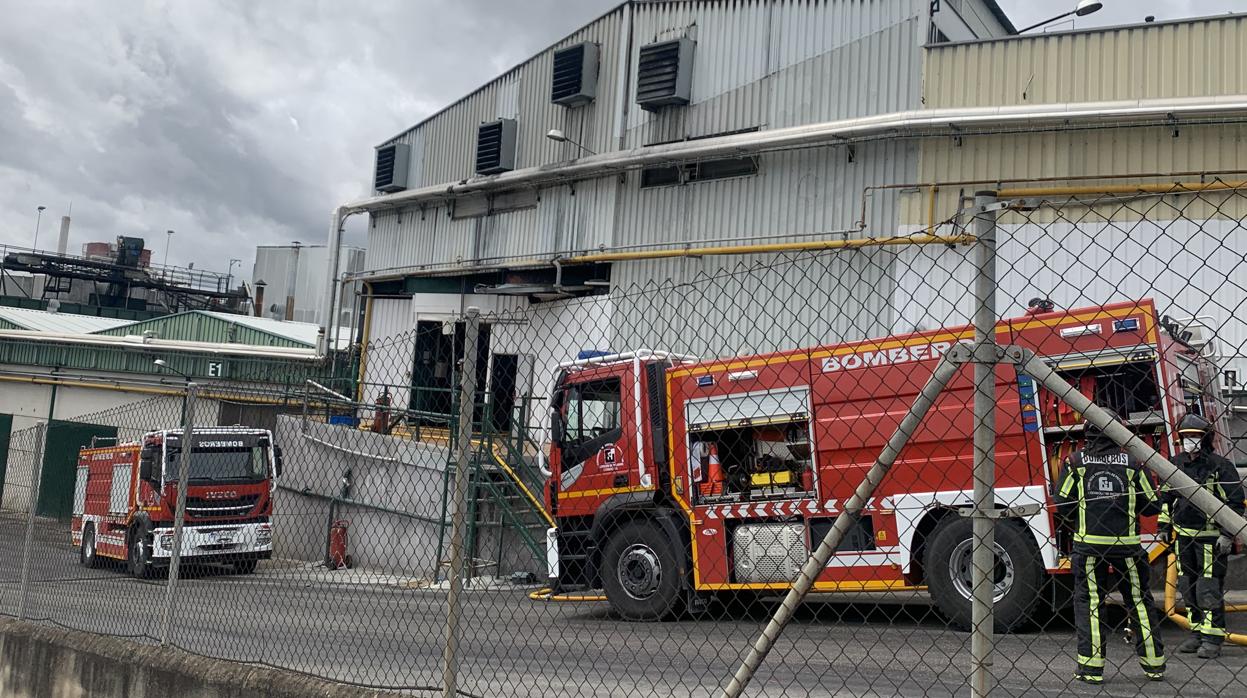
17, 421, 48, 621
722, 353, 964, 698
969, 191, 1000, 698
160, 381, 198, 646
443, 306, 481, 698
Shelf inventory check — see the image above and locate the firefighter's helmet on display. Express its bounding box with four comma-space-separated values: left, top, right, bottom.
1083, 408, 1120, 442
1177, 413, 1213, 437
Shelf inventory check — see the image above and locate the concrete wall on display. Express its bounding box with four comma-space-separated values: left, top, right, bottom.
272, 416, 544, 578
0, 617, 400, 698
272, 416, 454, 578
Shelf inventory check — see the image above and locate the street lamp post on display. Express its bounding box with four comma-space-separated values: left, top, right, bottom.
164, 229, 175, 269
545, 128, 596, 156
33, 206, 47, 250
226, 258, 241, 291
1017, 0, 1103, 33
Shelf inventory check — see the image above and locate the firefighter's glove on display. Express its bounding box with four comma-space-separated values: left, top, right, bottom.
1216, 535, 1235, 556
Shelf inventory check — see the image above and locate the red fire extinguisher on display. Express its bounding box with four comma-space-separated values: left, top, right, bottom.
328, 520, 352, 570
372, 389, 392, 434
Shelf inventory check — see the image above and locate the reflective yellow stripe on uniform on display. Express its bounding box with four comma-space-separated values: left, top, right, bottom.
1085, 556, 1103, 665
1203, 543, 1215, 579
1073, 533, 1142, 546
1174, 525, 1221, 538
1076, 654, 1105, 668
1126, 557, 1164, 668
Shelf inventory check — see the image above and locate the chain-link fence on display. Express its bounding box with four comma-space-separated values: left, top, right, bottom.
3, 185, 1247, 696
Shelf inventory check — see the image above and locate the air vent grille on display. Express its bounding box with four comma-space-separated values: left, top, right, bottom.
476, 119, 518, 175
637, 38, 694, 111
374, 143, 410, 193
552, 42, 599, 106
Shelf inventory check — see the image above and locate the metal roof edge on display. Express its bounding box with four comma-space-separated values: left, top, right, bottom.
981, 0, 1017, 35
0, 329, 321, 361
928, 11, 1247, 49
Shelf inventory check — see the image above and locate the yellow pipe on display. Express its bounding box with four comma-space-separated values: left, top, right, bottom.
1163, 544, 1247, 646
562, 233, 975, 264
999, 179, 1247, 199
0, 374, 305, 407
356, 282, 375, 403
926, 185, 939, 233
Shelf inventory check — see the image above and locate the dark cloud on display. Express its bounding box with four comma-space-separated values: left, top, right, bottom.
0, 0, 1232, 273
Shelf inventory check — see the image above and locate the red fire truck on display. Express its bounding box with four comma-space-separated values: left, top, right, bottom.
543, 299, 1226, 626
71, 427, 283, 578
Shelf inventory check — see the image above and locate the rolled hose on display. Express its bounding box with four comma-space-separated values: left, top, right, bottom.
1163, 545, 1247, 646
528, 587, 608, 602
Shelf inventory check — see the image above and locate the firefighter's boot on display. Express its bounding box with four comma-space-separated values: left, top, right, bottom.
1178, 636, 1203, 654
1197, 642, 1222, 660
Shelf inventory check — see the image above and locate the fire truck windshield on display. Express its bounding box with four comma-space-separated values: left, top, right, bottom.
166, 446, 270, 482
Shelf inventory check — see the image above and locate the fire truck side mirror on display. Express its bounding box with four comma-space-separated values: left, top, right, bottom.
139, 449, 157, 482
273, 445, 284, 478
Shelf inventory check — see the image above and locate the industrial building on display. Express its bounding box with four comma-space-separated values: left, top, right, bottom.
335, 0, 1247, 465
252, 243, 365, 329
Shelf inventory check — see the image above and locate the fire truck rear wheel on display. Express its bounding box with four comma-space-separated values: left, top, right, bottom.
128, 525, 155, 579
600, 520, 684, 621
80, 524, 100, 569
924, 516, 1043, 632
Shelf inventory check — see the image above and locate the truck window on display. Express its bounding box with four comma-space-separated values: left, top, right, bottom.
168, 446, 270, 482
565, 379, 621, 446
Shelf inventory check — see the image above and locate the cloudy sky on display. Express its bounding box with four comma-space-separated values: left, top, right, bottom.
0, 0, 1241, 274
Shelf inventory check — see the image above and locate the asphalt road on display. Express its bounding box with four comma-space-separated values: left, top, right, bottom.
3, 512, 1246, 697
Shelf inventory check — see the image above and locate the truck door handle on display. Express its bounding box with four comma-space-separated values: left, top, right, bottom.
613, 475, 628, 488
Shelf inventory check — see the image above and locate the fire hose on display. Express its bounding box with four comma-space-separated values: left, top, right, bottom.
1163, 545, 1247, 646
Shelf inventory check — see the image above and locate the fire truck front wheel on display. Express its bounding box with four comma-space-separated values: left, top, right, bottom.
924, 516, 1043, 632
127, 525, 157, 579
80, 524, 100, 569
600, 521, 684, 621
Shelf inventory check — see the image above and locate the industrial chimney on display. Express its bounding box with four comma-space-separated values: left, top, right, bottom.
56, 216, 71, 255
254, 281, 267, 318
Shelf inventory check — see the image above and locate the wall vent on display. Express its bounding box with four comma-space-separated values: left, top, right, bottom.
636, 37, 694, 111
374, 143, 410, 193
475, 119, 518, 175
551, 42, 600, 106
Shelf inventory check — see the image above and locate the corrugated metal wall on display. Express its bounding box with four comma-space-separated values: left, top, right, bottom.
370, 0, 932, 270
253, 246, 366, 326
609, 248, 897, 357
910, 124, 1247, 227
924, 14, 1247, 109
360, 298, 417, 406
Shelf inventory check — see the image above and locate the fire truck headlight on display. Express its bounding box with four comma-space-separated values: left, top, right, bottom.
159, 533, 174, 550
256, 525, 272, 546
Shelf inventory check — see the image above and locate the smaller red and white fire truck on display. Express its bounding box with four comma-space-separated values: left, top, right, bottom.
71, 427, 283, 577
543, 299, 1226, 626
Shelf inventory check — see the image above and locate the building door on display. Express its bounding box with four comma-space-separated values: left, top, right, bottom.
410, 320, 491, 427
489, 354, 519, 433
38, 421, 117, 520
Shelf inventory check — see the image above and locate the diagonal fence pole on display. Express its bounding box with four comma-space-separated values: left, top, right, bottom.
443, 306, 481, 698
160, 381, 198, 646
721, 352, 965, 698
1016, 349, 1247, 545
969, 191, 1000, 698
17, 421, 48, 621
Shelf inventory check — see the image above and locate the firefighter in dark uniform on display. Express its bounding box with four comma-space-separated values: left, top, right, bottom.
1055, 410, 1166, 683
1159, 413, 1245, 659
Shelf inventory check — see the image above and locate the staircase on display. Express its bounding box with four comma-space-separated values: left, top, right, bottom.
437, 426, 553, 580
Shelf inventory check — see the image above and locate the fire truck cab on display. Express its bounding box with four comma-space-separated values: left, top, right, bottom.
544, 300, 1226, 626
71, 427, 283, 578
